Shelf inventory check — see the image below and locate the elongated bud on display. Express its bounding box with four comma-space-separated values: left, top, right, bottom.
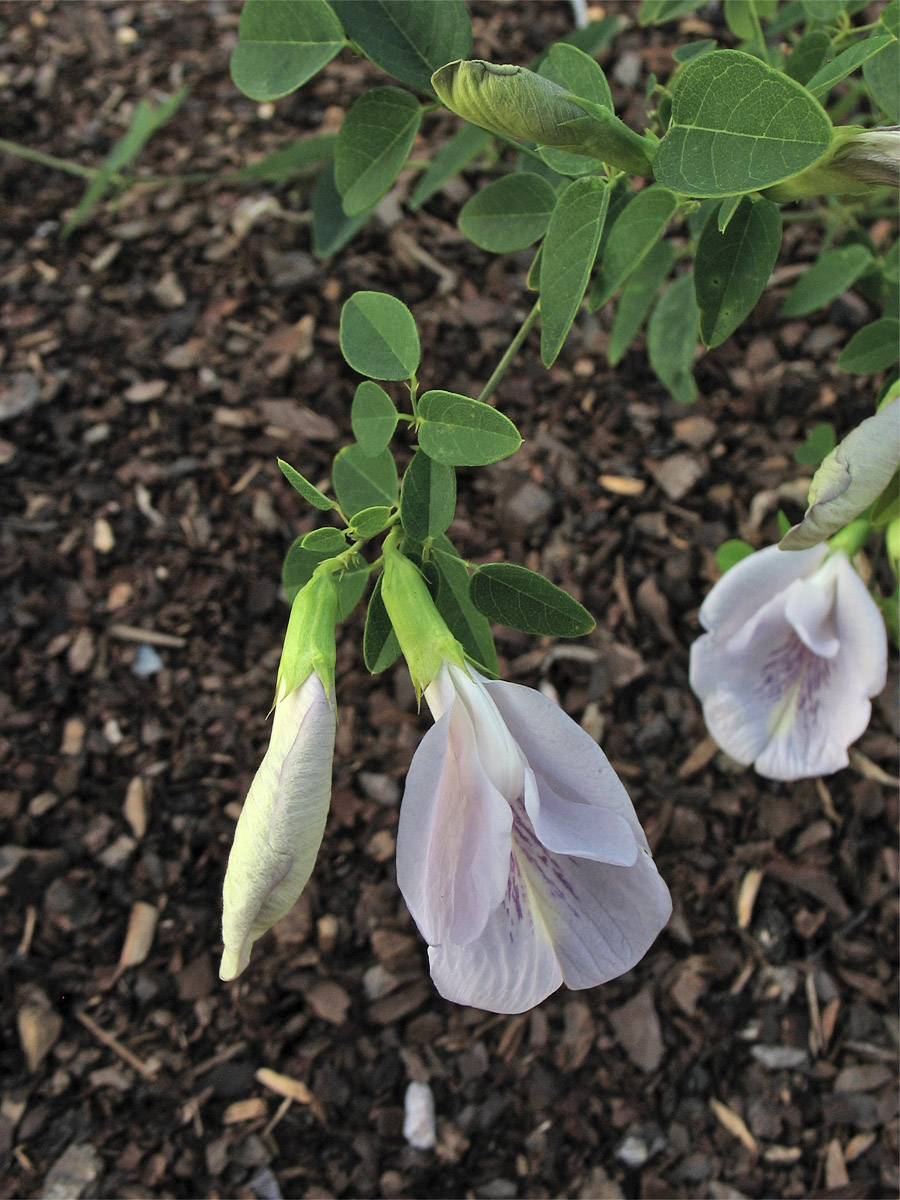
380, 531, 464, 695
765, 126, 900, 201
277, 568, 339, 699
432, 60, 654, 175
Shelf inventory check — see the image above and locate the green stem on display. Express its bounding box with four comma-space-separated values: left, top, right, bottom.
0, 138, 96, 179
477, 300, 541, 405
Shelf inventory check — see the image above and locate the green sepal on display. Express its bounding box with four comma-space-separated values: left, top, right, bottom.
276, 568, 340, 700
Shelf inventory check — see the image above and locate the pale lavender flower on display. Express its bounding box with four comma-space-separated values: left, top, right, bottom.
690, 545, 887, 781
396, 662, 671, 1014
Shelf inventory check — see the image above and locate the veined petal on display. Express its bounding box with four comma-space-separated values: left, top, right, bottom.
698, 544, 829, 640
784, 575, 839, 658
396, 703, 512, 948
221, 673, 335, 980
445, 663, 524, 801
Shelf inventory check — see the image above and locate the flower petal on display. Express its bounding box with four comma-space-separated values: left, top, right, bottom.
784, 576, 839, 658
396, 703, 512, 948
698, 544, 829, 640
221, 673, 335, 980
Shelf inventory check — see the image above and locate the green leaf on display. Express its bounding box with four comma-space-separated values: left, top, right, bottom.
537, 42, 614, 176
802, 0, 843, 18
776, 509, 791, 537
302, 526, 348, 554
282, 541, 367, 617
837, 318, 900, 374
311, 162, 373, 257
409, 122, 492, 211
363, 574, 402, 672
653, 50, 832, 197
608, 239, 677, 366
639, 0, 699, 24
430, 537, 498, 675
558, 16, 621, 56
673, 39, 717, 63
783, 29, 832, 85
330, 0, 472, 92
589, 185, 678, 311
332, 443, 399, 515
351, 381, 398, 455
469, 563, 595, 637
715, 538, 755, 573
340, 291, 420, 381
805, 34, 895, 98
232, 133, 336, 181
400, 450, 457, 541
540, 176, 610, 366
277, 458, 334, 510
230, 0, 346, 102
334, 87, 422, 216
417, 391, 522, 466
694, 196, 782, 347
64, 89, 187, 237
716, 195, 744, 232
864, 20, 900, 120
648, 272, 700, 403
793, 421, 836, 465
871, 468, 900, 527
781, 244, 873, 317
348, 505, 395, 538
458, 173, 557, 253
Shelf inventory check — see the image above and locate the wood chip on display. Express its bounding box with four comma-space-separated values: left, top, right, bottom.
123, 777, 147, 838
18, 999, 63, 1071
736, 868, 764, 930
76, 1010, 157, 1078
762, 1144, 801, 1164
850, 749, 900, 786
824, 1138, 849, 1189
255, 1067, 313, 1104
709, 1099, 757, 1153
117, 902, 158, 971
598, 474, 645, 496
108, 623, 186, 648
223, 1097, 267, 1125
677, 735, 718, 780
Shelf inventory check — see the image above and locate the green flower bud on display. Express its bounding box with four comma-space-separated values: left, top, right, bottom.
765, 126, 900, 201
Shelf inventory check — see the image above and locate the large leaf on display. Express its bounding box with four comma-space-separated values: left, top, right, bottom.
781, 244, 873, 317
417, 392, 522, 466
694, 196, 782, 347
400, 450, 457, 542
334, 87, 422, 216
330, 0, 472, 92
608, 239, 677, 366
409, 122, 493, 211
350, 381, 398, 455
311, 162, 373, 257
430, 537, 498, 675
589, 185, 678, 310
458, 173, 557, 253
340, 291, 420, 380
469, 563, 595, 638
331, 444, 399, 515
540, 176, 609, 366
648, 273, 700, 403
231, 0, 346, 102
653, 49, 832, 197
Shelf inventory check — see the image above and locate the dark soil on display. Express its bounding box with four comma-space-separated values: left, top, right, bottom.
1, 3, 897, 1198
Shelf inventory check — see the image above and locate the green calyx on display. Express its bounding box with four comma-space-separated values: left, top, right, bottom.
764, 126, 900, 201
276, 567, 339, 701
380, 530, 464, 696
827, 516, 871, 560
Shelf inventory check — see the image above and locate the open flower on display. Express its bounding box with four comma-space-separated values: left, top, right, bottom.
220, 570, 339, 981
690, 544, 887, 781
396, 661, 671, 1014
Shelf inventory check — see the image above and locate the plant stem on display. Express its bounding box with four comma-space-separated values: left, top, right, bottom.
0, 138, 96, 179
477, 300, 540, 405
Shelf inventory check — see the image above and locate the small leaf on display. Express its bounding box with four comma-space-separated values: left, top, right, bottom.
716, 195, 743, 232
653, 50, 832, 197
334, 87, 422, 216
783, 29, 832, 84
793, 422, 836, 465
537, 42, 613, 176
806, 33, 895, 99
673, 39, 717, 63
230, 0, 346, 102
540, 176, 609, 366
639, 0, 701, 24
589, 185, 678, 310
400, 450, 457, 541
864, 23, 900, 121
469, 563, 595, 637
278, 458, 334, 510
781, 244, 873, 317
340, 291, 420, 380
458, 173, 557, 253
234, 133, 336, 181
417, 391, 522, 466
302, 527, 348, 554
332, 443, 399, 515
715, 538, 756, 573
311, 162, 373, 257
409, 122, 492, 211
695, 196, 782, 347
838, 318, 900, 374
648, 272, 700, 403
430, 537, 498, 675
330, 0, 473, 93
608, 239, 677, 366
351, 381, 398, 455
348, 505, 394, 538
363, 574, 401, 672
282, 541, 367, 617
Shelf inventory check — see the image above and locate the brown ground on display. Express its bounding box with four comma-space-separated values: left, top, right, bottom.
1, 3, 898, 1198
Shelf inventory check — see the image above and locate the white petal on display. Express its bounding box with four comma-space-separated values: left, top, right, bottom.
396, 702, 512, 948
698, 544, 829, 640
445, 663, 524, 800
221, 674, 335, 979
784, 575, 839, 657
482, 675, 646, 860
